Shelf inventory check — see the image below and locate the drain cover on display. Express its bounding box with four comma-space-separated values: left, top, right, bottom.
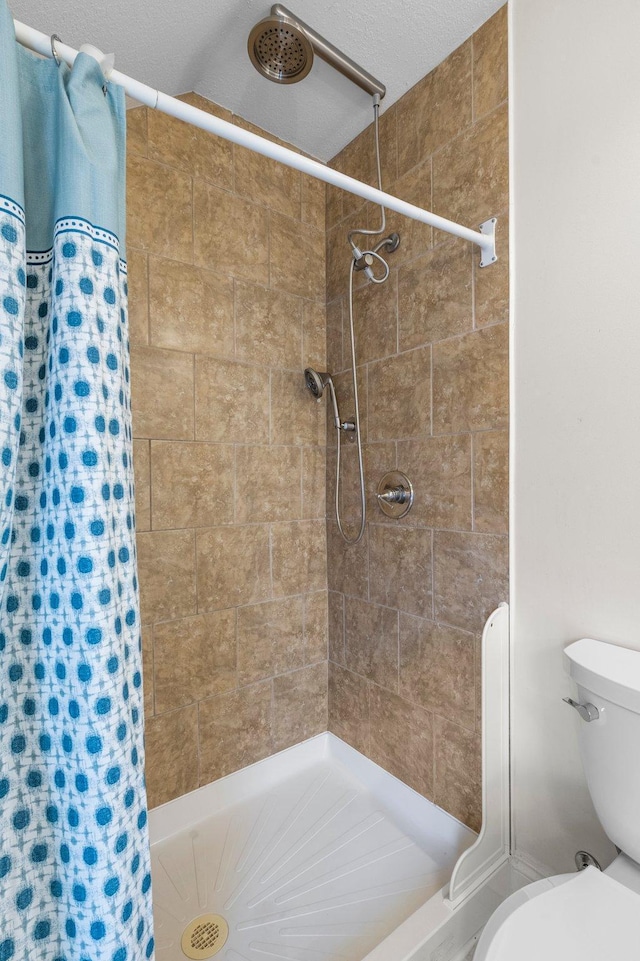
181, 914, 229, 960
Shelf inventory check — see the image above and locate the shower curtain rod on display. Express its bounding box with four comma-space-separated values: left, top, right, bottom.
13, 18, 498, 266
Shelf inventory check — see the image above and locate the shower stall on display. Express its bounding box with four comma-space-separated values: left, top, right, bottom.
143, 6, 510, 955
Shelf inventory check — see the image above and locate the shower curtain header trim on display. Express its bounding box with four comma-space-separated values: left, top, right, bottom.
12, 17, 498, 267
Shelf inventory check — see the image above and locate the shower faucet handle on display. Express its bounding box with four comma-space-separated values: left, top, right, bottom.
376, 471, 414, 519
563, 697, 600, 722
377, 486, 409, 505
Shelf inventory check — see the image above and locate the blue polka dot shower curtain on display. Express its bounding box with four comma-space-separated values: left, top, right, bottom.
0, 4, 154, 959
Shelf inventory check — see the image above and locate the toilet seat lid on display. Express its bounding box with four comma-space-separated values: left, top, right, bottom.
483, 866, 640, 961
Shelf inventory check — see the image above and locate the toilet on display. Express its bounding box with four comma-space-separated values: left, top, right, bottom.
474, 636, 640, 960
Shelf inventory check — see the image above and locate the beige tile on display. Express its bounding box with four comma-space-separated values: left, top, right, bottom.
432, 105, 508, 228
379, 102, 398, 187
270, 211, 325, 301
397, 41, 472, 178
126, 106, 147, 158
326, 183, 343, 230
235, 282, 303, 368
326, 207, 369, 304
399, 615, 476, 730
271, 520, 327, 597
196, 525, 271, 612
328, 663, 370, 755
148, 258, 234, 358
473, 430, 508, 534
434, 531, 508, 633
302, 446, 326, 520
398, 241, 473, 351
364, 441, 398, 519
234, 142, 301, 220
141, 625, 154, 717
151, 441, 234, 530
236, 446, 301, 524
344, 597, 399, 691
326, 298, 343, 374
126, 155, 193, 262
473, 5, 508, 120
369, 686, 434, 798
130, 346, 194, 440
179, 92, 233, 116
433, 324, 508, 435
271, 368, 325, 447
304, 591, 328, 664
145, 705, 198, 808
332, 366, 367, 442
474, 216, 509, 328
194, 181, 269, 285
154, 611, 237, 713
330, 443, 365, 542
328, 590, 345, 665
301, 175, 325, 231
368, 346, 431, 441
133, 439, 151, 532
195, 356, 269, 444
303, 301, 326, 373
351, 271, 398, 364
326, 522, 369, 600
232, 114, 301, 151
475, 633, 482, 733
434, 716, 482, 831
127, 248, 149, 346
369, 525, 433, 618
332, 129, 376, 221
396, 435, 472, 530
148, 103, 234, 190
381, 159, 433, 265
237, 597, 305, 686
199, 682, 272, 783
273, 662, 328, 751
137, 529, 197, 624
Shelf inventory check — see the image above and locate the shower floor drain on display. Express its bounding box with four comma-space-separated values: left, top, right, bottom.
181, 914, 229, 959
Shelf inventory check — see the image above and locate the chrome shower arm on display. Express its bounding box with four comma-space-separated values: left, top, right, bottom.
271, 4, 386, 99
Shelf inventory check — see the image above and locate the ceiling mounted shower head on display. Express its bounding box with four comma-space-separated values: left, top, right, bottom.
248, 11, 313, 85
248, 4, 386, 98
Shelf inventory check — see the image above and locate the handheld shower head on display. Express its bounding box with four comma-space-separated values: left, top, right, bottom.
304, 367, 329, 399
304, 367, 342, 431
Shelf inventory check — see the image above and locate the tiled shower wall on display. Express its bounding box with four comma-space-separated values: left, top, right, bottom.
126, 95, 329, 808
326, 7, 509, 831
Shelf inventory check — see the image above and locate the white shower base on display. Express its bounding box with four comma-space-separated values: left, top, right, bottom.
149, 733, 476, 961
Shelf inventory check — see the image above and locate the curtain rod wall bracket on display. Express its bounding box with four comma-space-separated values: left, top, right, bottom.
479, 218, 498, 268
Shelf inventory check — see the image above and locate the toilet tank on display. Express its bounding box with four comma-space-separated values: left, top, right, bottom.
565, 638, 640, 863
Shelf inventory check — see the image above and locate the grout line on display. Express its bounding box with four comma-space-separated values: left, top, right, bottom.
471, 33, 476, 124
429, 344, 434, 437
147, 439, 153, 531
191, 352, 196, 441
470, 433, 476, 532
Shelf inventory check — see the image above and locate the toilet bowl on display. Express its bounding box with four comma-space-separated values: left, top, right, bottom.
475, 637, 640, 960
474, 856, 640, 959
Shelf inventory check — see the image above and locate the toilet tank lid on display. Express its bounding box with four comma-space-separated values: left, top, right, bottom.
565, 638, 640, 712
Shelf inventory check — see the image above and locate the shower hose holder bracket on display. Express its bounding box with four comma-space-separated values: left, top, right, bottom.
478, 217, 498, 268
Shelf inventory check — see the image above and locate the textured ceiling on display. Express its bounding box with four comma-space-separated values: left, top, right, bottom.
9, 0, 505, 161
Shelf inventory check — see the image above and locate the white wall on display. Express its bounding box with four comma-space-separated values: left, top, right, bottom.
510, 0, 640, 873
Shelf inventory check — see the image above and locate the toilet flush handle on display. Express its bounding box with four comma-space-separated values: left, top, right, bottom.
563, 697, 600, 722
